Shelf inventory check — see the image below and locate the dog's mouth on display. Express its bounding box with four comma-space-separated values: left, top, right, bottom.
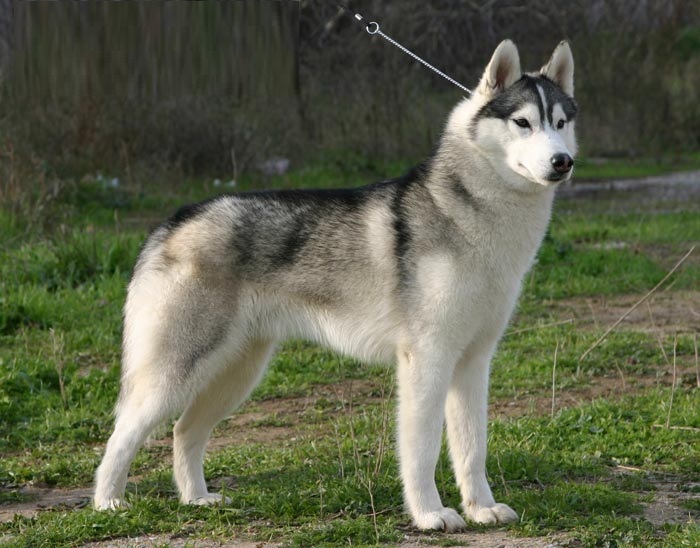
517, 163, 570, 186
545, 171, 572, 184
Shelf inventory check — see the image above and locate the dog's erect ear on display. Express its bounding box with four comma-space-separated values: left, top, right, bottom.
476, 40, 521, 96
541, 41, 574, 96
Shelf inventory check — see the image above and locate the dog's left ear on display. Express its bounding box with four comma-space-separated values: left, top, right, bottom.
541, 41, 574, 96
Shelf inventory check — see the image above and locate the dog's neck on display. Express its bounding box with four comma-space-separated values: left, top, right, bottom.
431, 132, 557, 205
424, 132, 556, 262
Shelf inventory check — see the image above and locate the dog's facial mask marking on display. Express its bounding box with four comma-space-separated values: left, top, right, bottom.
470, 40, 578, 187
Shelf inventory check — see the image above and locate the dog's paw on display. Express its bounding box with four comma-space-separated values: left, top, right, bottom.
186, 493, 232, 506
413, 507, 467, 532
465, 502, 518, 524
94, 497, 130, 511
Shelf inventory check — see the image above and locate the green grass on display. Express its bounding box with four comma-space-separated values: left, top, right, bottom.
0, 164, 699, 546
528, 211, 700, 299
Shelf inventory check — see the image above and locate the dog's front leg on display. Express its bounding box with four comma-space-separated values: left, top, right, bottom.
444, 345, 518, 524
396, 347, 466, 532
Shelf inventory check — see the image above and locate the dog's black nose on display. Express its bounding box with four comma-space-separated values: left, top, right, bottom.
551, 153, 574, 174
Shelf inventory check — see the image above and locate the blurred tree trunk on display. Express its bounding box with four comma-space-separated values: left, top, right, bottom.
5, 1, 301, 176
0, 0, 12, 81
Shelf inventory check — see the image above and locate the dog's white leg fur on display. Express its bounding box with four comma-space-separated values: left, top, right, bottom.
445, 343, 518, 525
173, 339, 275, 505
94, 377, 181, 510
397, 346, 467, 532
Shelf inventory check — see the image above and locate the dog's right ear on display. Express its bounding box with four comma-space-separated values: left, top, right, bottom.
476, 40, 521, 97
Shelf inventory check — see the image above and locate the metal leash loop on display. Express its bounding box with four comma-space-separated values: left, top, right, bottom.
342, 5, 472, 95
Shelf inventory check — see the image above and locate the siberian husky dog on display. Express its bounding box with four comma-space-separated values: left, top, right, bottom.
95, 40, 577, 531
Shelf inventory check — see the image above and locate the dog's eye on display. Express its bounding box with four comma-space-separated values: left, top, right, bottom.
556, 119, 566, 130
513, 118, 530, 129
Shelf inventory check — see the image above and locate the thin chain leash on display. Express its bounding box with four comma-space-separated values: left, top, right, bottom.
337, 4, 472, 96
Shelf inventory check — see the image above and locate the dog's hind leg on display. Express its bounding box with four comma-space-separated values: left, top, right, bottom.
94, 371, 184, 510
173, 338, 275, 505
94, 276, 234, 510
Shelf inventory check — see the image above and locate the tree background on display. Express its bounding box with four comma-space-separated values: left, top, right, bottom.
301, 0, 700, 160
0, 0, 698, 196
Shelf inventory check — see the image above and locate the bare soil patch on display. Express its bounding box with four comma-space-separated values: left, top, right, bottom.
490, 374, 661, 420
548, 290, 700, 335
139, 378, 384, 452
643, 489, 699, 528
611, 467, 700, 528
0, 486, 91, 524
79, 531, 571, 548
221, 378, 383, 443
82, 537, 278, 548
400, 530, 571, 547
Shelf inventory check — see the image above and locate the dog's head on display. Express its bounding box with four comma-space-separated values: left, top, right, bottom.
449, 40, 578, 190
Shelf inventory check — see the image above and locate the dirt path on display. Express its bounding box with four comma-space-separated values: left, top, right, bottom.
79, 531, 569, 547
558, 169, 700, 204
